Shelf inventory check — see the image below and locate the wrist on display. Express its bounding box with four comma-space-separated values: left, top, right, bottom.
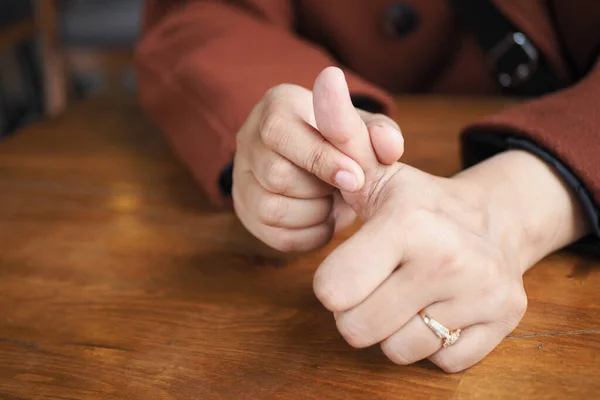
452, 150, 591, 273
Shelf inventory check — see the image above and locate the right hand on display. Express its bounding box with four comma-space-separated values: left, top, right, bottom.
232, 71, 404, 252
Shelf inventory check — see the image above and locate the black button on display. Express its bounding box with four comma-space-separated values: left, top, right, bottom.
383, 3, 419, 38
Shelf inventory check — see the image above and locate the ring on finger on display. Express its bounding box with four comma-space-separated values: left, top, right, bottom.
419, 309, 461, 347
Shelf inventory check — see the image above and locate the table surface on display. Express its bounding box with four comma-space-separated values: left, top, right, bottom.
0, 94, 599, 400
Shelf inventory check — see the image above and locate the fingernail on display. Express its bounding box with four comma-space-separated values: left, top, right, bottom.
334, 170, 358, 192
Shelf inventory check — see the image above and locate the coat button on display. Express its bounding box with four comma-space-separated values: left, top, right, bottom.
383, 3, 419, 38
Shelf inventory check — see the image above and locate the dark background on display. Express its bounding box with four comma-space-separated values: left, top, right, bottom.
0, 0, 143, 137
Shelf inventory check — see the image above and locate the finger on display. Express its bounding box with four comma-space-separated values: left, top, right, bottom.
255, 222, 336, 253
331, 190, 356, 233
233, 183, 335, 252
312, 67, 378, 171
357, 110, 405, 165
380, 300, 484, 366
367, 123, 404, 165
356, 109, 401, 132
313, 210, 406, 312
251, 142, 333, 198
243, 171, 333, 229
259, 106, 364, 192
428, 323, 508, 373
333, 265, 437, 348
368, 122, 404, 165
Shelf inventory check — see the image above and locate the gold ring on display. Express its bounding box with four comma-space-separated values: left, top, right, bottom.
419, 310, 461, 347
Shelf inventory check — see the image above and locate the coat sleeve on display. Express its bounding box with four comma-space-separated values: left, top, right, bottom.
462, 57, 600, 242
135, 0, 393, 206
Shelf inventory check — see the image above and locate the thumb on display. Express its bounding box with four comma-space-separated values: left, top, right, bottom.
313, 67, 379, 172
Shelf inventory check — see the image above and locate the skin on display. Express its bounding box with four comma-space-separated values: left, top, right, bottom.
233, 67, 591, 372
233, 83, 405, 252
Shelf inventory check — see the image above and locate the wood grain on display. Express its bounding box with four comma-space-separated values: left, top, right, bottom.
0, 94, 598, 399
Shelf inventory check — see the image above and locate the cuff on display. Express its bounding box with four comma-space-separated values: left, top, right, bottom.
462, 132, 600, 252
461, 63, 600, 252
218, 160, 234, 197
350, 95, 387, 114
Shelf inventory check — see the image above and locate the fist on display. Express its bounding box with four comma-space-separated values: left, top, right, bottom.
232, 70, 404, 252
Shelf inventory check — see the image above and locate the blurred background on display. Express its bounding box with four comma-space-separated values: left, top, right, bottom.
0, 0, 142, 138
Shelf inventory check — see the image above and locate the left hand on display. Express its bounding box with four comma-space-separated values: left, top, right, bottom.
311, 67, 590, 372
232, 79, 404, 253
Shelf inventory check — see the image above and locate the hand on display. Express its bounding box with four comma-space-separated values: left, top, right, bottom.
311, 67, 590, 372
233, 76, 404, 252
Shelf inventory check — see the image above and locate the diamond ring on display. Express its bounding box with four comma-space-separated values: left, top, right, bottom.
419, 310, 461, 347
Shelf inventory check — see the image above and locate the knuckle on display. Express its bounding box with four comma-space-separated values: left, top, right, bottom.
270, 231, 299, 253
237, 104, 262, 147
380, 340, 413, 366
496, 291, 528, 333
434, 356, 464, 374
313, 273, 347, 312
400, 211, 465, 276
306, 139, 329, 176
487, 245, 507, 272
480, 251, 524, 321
336, 316, 369, 348
337, 135, 352, 147
436, 239, 461, 268
259, 110, 289, 149
264, 85, 281, 101
257, 193, 287, 227
478, 259, 508, 303
235, 126, 246, 149
264, 159, 293, 193
479, 282, 507, 313
506, 292, 528, 323
265, 83, 295, 100
437, 248, 464, 279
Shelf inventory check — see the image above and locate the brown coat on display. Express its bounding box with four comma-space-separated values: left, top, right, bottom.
135, 0, 600, 216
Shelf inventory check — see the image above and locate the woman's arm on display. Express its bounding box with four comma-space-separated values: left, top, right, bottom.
461, 57, 600, 248
454, 149, 591, 272
135, 0, 393, 205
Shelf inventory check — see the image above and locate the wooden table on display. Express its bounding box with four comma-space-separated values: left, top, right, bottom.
0, 94, 599, 399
